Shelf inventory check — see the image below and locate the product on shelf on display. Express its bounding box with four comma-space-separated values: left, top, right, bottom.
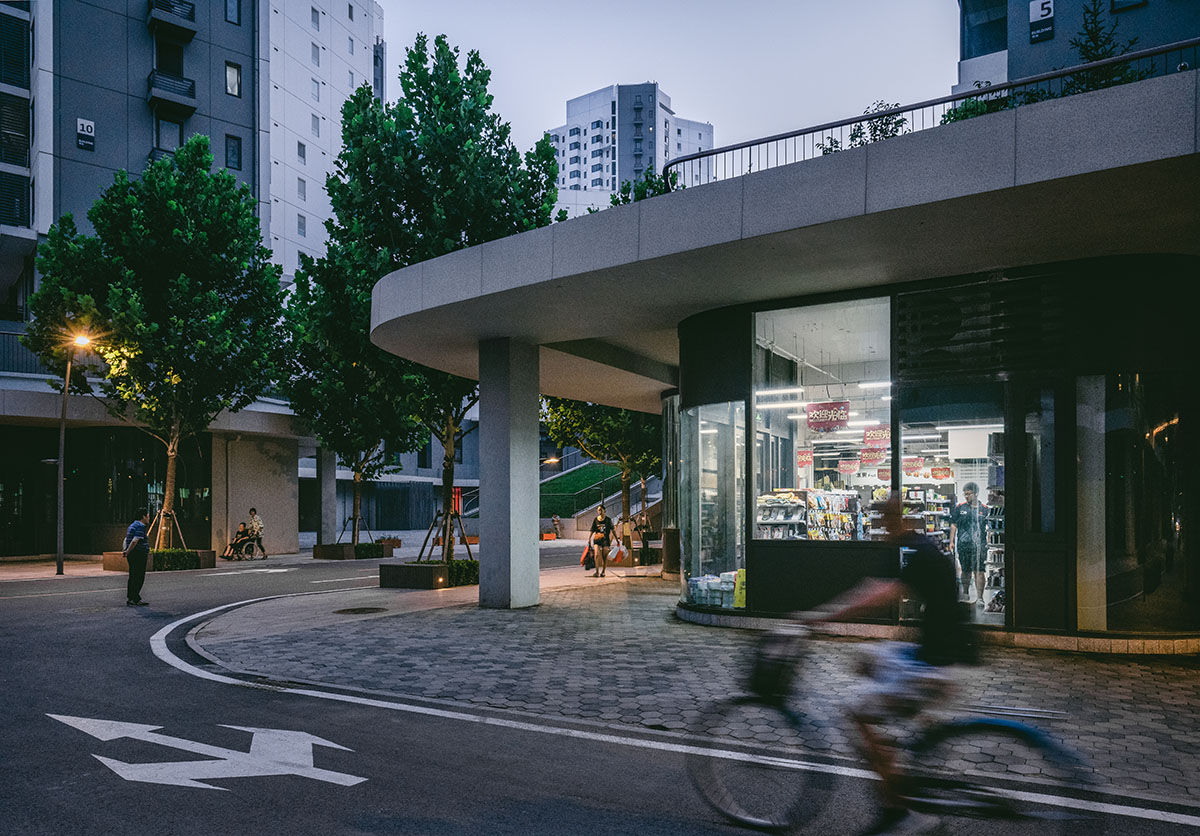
755, 487, 863, 540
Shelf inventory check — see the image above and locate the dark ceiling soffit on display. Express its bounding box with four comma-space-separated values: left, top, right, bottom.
543, 339, 679, 387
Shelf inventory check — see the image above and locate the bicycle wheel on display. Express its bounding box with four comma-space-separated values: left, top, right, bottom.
686, 695, 827, 832
905, 719, 1096, 836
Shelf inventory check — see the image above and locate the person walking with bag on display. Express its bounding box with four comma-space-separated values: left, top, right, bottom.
589, 506, 615, 578
123, 507, 151, 607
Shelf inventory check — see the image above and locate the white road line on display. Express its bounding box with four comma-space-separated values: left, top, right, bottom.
151, 593, 1200, 829
0, 587, 125, 600
310, 577, 377, 584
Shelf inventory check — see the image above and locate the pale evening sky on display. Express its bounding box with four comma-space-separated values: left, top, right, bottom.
379, 0, 962, 153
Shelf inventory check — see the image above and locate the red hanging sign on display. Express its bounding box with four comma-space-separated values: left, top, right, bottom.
877, 467, 892, 482
806, 401, 850, 432
838, 459, 861, 474
861, 448, 888, 466
902, 456, 925, 474
796, 448, 813, 468
863, 426, 891, 447
931, 466, 954, 480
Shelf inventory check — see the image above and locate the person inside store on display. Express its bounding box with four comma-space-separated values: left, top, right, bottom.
589, 506, 615, 578
803, 493, 971, 835
949, 482, 988, 607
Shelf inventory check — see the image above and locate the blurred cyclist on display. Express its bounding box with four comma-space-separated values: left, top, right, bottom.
805, 493, 972, 836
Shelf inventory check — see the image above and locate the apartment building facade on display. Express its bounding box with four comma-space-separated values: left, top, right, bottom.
547, 83, 713, 218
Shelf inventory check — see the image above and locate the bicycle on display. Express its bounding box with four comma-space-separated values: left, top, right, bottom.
686, 624, 1097, 834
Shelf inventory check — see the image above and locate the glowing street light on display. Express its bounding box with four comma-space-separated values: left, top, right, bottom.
56, 332, 91, 576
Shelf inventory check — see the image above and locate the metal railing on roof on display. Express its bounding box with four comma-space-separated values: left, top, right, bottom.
664, 37, 1200, 191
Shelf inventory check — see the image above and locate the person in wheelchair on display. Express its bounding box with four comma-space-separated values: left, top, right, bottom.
221, 522, 253, 559
805, 493, 973, 836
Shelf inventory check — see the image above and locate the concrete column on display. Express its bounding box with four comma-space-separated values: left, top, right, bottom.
660, 391, 682, 578
316, 448, 337, 545
478, 338, 540, 609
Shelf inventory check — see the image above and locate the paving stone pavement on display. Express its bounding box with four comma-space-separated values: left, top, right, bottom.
196, 579, 1200, 804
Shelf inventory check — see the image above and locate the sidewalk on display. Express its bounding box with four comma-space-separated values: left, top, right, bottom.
190, 568, 1200, 807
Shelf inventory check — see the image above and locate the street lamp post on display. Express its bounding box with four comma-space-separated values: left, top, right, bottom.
56, 334, 90, 576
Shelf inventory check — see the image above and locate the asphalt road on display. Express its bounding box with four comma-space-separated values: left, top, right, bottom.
1, 560, 1195, 835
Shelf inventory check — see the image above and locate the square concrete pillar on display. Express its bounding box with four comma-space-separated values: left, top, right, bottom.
316, 448, 338, 545
478, 338, 540, 609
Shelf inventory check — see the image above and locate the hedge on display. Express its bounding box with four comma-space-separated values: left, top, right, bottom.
448, 559, 480, 587
354, 543, 385, 559
150, 549, 201, 571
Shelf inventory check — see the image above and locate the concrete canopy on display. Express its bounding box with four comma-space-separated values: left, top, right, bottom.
371, 72, 1200, 414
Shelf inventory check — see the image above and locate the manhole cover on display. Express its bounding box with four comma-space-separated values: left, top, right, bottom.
333, 607, 388, 615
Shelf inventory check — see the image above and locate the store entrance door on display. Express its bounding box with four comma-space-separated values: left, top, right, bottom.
1006, 380, 1073, 631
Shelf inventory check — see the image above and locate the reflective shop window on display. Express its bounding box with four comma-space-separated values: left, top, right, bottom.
1077, 373, 1195, 632
899, 383, 1005, 626
681, 402, 745, 609
751, 298, 891, 543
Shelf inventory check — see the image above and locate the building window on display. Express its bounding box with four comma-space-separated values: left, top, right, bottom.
297, 214, 307, 237
348, 70, 354, 87
297, 141, 306, 163
348, 37, 354, 55
348, 2, 355, 19
677, 128, 681, 136
311, 7, 320, 29
591, 120, 602, 129
156, 117, 182, 151
569, 184, 580, 190
225, 62, 242, 97
224, 135, 242, 170
297, 177, 306, 201
417, 440, 431, 469
311, 114, 320, 137
677, 142, 682, 151
568, 171, 581, 179
591, 163, 602, 172
311, 42, 320, 66
569, 141, 580, 150
569, 155, 580, 165
311, 78, 320, 101
225, 0, 240, 25
568, 127, 580, 136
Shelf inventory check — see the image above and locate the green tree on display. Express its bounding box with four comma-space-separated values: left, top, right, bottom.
542, 398, 662, 546
290, 34, 558, 557
817, 100, 908, 155
24, 136, 284, 548
1065, 0, 1145, 93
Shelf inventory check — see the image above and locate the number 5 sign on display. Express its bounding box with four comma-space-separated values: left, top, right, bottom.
1030, 0, 1054, 43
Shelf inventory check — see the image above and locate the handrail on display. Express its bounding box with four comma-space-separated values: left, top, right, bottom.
148, 0, 196, 22
148, 69, 196, 99
664, 36, 1200, 191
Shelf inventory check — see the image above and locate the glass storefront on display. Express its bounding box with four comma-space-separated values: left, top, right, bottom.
675, 260, 1196, 636
681, 401, 745, 608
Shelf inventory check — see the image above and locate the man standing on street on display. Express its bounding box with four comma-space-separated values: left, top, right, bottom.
124, 507, 151, 606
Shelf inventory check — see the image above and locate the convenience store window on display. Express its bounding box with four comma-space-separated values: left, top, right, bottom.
681, 401, 745, 608
899, 383, 1006, 625
751, 297, 891, 542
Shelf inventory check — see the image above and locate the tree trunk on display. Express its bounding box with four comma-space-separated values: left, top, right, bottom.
440, 414, 456, 562
156, 435, 179, 550
621, 468, 632, 551
351, 470, 363, 546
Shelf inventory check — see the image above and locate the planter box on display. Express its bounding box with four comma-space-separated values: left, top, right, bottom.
102, 549, 216, 571
459, 535, 479, 545
379, 537, 402, 548
540, 533, 557, 540
313, 543, 356, 560
379, 561, 449, 589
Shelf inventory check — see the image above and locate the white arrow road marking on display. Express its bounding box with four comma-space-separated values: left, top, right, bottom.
48, 714, 365, 790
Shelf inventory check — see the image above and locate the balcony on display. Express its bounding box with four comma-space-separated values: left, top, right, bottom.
0, 171, 30, 227
148, 147, 174, 163
0, 329, 48, 375
147, 70, 196, 116
147, 0, 197, 42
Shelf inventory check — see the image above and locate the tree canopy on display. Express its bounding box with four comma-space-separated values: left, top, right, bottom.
25, 135, 285, 546
287, 34, 559, 551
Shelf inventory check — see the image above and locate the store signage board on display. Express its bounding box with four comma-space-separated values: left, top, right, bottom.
838, 459, 860, 474
1030, 0, 1053, 43
878, 467, 892, 482
931, 466, 954, 480
796, 449, 813, 468
807, 401, 850, 431
863, 426, 891, 447
861, 448, 888, 466
76, 118, 95, 151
